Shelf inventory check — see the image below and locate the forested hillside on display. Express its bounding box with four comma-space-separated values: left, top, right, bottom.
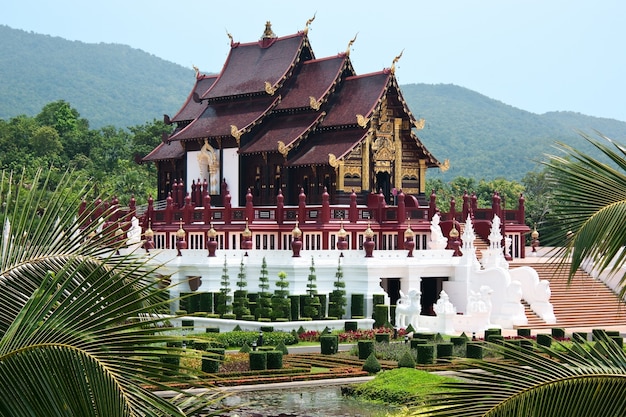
2, 24, 626, 181
0, 25, 193, 128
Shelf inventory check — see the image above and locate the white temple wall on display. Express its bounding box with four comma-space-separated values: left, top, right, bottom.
223, 148, 239, 206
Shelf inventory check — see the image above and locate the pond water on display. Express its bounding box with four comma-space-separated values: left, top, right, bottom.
203, 386, 399, 417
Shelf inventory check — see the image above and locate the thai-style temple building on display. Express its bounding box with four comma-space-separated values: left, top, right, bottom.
82, 19, 551, 332
136, 19, 529, 259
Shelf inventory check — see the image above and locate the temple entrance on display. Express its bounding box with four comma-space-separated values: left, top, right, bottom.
375, 171, 391, 204
379, 277, 402, 306
420, 277, 448, 316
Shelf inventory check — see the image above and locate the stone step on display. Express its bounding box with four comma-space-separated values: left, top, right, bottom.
512, 261, 626, 329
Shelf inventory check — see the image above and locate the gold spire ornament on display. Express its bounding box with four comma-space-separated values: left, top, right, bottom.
304, 13, 316, 34
391, 50, 404, 74
345, 33, 358, 56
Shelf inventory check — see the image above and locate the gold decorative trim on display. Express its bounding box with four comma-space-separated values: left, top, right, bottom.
265, 81, 276, 96
309, 96, 321, 110
304, 13, 316, 34
230, 125, 243, 146
439, 159, 450, 172
344, 165, 361, 176
345, 33, 358, 56
356, 114, 369, 128
391, 50, 404, 74
329, 153, 339, 168
413, 118, 425, 130
277, 140, 290, 156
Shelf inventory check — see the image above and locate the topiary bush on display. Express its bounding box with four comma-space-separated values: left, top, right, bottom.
239, 342, 252, 353
275, 340, 289, 355
536, 333, 552, 347
358, 340, 375, 360
374, 305, 388, 328
201, 353, 221, 373
351, 294, 364, 318
517, 328, 531, 338
266, 350, 283, 369
320, 334, 339, 355
362, 352, 381, 374
375, 333, 390, 344
397, 350, 416, 368
484, 328, 501, 340
436, 342, 454, 360
551, 327, 566, 339
466, 342, 483, 359
249, 351, 267, 370
416, 344, 435, 365
344, 321, 358, 332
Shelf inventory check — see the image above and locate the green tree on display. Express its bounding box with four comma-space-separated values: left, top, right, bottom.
328, 258, 347, 319
272, 271, 291, 320
0, 168, 223, 416
217, 254, 232, 316
233, 257, 250, 319
302, 256, 321, 319
255, 257, 272, 319
542, 134, 626, 295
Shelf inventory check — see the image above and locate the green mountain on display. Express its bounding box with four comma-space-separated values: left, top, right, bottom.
0, 25, 193, 129
2, 24, 625, 181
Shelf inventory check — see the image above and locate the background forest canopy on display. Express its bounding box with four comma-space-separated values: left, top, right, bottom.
0, 100, 553, 235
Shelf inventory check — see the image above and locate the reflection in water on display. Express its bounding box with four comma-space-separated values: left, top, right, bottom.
204, 386, 397, 417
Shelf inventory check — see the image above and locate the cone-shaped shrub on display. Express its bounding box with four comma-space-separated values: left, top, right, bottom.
398, 350, 416, 368
239, 342, 252, 353
362, 352, 381, 373
275, 340, 289, 355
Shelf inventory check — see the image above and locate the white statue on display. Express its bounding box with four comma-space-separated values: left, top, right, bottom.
434, 290, 456, 315
395, 289, 421, 328
429, 213, 447, 250
126, 216, 142, 246
468, 285, 493, 330
488, 214, 502, 249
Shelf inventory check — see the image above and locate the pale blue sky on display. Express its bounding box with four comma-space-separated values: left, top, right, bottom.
3, 0, 625, 121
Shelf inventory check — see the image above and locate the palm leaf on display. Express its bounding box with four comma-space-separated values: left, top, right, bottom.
540, 133, 626, 296
414, 335, 626, 416
0, 168, 226, 416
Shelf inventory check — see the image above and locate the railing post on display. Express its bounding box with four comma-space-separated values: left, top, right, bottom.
397, 189, 406, 225
246, 188, 254, 223
349, 189, 358, 223
321, 187, 330, 224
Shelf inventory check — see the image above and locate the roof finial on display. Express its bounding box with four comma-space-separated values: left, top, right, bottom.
192, 65, 200, 78
226, 29, 234, 46
261, 21, 277, 39
345, 33, 358, 56
304, 13, 316, 34
391, 49, 404, 74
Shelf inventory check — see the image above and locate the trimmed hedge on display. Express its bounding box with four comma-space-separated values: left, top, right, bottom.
397, 351, 416, 368
351, 294, 364, 318
249, 351, 267, 370
517, 328, 531, 338
551, 327, 566, 339
484, 328, 501, 340
416, 344, 435, 365
320, 334, 339, 355
536, 333, 552, 347
375, 333, 390, 344
344, 321, 358, 332
466, 343, 483, 359
266, 350, 283, 369
436, 342, 453, 360
374, 305, 388, 328
572, 332, 588, 343
358, 340, 375, 360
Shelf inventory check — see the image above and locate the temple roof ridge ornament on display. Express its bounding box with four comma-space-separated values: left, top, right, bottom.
264, 81, 276, 96
345, 33, 358, 56
304, 13, 316, 35
391, 50, 404, 74
261, 21, 277, 39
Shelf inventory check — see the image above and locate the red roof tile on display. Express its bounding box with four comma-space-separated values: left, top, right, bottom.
286, 128, 368, 166
203, 34, 306, 100
321, 71, 390, 127
169, 96, 280, 141
239, 112, 323, 155
142, 141, 184, 162
276, 55, 348, 110
170, 75, 218, 123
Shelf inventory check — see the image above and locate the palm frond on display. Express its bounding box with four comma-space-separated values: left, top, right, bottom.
0, 168, 226, 416
541, 133, 626, 296
414, 335, 626, 416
